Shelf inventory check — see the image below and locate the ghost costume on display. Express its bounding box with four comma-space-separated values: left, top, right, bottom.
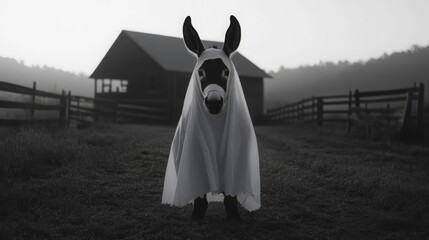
162, 48, 260, 211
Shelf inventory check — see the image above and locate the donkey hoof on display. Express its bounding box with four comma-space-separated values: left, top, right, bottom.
192, 195, 208, 220
224, 195, 241, 221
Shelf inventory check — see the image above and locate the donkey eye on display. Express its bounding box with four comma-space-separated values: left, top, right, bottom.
222, 69, 229, 78
198, 69, 206, 79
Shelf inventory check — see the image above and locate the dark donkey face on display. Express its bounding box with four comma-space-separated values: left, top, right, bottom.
183, 15, 241, 114
198, 59, 229, 114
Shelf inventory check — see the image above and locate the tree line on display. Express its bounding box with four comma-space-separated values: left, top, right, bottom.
265, 45, 429, 110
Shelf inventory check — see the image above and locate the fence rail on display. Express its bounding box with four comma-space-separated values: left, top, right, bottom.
267, 83, 425, 133
0, 81, 168, 127
0, 81, 67, 126
68, 95, 168, 126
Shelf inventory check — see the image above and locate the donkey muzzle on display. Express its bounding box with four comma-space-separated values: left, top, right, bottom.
203, 84, 225, 114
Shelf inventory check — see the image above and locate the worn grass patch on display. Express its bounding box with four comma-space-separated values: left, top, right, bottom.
1, 124, 428, 239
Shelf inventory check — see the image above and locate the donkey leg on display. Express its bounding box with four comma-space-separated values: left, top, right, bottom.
224, 195, 241, 220
192, 194, 208, 220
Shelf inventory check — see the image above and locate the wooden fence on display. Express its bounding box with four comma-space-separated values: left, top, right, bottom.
0, 81, 67, 126
267, 83, 425, 133
68, 95, 168, 126
0, 81, 168, 127
1, 80, 425, 132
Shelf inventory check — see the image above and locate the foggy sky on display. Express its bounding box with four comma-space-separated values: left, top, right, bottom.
1, 0, 429, 75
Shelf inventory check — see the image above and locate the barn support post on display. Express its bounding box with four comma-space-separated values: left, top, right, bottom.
417, 83, 424, 131
30, 81, 36, 124
102, 79, 109, 93
317, 98, 323, 126
94, 78, 97, 97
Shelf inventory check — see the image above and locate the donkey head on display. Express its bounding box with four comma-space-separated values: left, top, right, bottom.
183, 15, 241, 114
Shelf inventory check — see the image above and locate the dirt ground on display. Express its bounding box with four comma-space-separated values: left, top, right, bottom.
1, 124, 428, 239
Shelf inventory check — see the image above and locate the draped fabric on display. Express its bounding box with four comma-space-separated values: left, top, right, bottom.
162, 49, 260, 211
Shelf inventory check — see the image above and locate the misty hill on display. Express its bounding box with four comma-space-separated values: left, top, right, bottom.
0, 56, 92, 97
266, 45, 429, 109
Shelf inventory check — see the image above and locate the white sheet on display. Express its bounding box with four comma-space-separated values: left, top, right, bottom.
162, 48, 260, 211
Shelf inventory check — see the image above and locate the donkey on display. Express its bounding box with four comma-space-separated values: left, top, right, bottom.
162, 15, 260, 221
183, 15, 242, 220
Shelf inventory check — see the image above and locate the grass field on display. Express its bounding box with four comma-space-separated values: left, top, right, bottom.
0, 124, 428, 239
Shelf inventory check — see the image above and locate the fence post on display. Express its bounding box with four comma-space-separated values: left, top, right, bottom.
67, 91, 71, 127
59, 90, 66, 127
30, 81, 36, 123
311, 97, 315, 123
401, 91, 413, 133
417, 83, 424, 131
77, 96, 81, 121
317, 98, 323, 126
354, 89, 360, 109
347, 90, 352, 132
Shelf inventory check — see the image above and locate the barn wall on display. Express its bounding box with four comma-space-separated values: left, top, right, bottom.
93, 32, 165, 100
240, 76, 264, 121
164, 71, 192, 123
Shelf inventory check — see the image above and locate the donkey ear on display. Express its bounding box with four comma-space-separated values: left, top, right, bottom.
183, 16, 205, 56
222, 15, 241, 57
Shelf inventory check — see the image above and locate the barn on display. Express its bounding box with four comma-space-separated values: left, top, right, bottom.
90, 30, 270, 123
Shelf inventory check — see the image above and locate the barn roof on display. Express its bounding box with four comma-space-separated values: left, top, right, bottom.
90, 30, 271, 79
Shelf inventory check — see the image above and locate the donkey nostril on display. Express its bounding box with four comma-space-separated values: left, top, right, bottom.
204, 97, 223, 114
